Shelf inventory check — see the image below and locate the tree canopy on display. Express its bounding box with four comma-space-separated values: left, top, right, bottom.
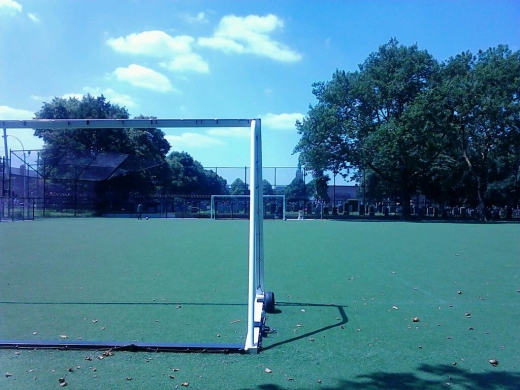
295, 39, 520, 219
33, 94, 229, 207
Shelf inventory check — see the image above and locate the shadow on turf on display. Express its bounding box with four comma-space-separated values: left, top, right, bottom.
261, 302, 348, 351
241, 364, 520, 390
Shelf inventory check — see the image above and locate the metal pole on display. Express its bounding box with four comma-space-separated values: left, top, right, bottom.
2, 129, 7, 180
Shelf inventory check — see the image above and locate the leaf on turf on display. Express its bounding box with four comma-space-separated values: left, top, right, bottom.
265, 368, 272, 373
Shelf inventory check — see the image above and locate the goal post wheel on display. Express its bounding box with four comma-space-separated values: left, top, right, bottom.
264, 291, 276, 313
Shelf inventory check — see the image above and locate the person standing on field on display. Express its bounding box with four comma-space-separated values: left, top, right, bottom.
137, 203, 143, 220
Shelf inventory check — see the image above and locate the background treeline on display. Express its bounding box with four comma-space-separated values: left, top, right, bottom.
32, 95, 311, 206
294, 39, 520, 220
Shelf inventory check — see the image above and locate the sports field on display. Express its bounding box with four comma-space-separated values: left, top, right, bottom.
1, 218, 519, 389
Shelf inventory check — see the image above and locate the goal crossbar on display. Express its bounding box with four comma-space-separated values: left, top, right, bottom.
1, 118, 268, 354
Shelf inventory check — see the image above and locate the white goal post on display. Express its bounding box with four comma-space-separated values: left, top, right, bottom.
210, 194, 286, 220
1, 118, 272, 354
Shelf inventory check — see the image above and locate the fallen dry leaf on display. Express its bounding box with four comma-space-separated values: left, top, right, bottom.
265, 368, 272, 373
181, 382, 189, 387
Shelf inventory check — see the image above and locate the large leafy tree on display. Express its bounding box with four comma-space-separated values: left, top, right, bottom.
263, 179, 274, 195
166, 151, 227, 195
230, 178, 247, 195
441, 46, 520, 218
33, 95, 171, 211
294, 39, 453, 219
284, 176, 310, 202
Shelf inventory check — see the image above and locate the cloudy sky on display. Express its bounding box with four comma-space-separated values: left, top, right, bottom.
1, 0, 518, 183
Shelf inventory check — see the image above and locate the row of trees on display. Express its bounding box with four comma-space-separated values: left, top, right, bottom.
34, 95, 230, 199
32, 95, 311, 205
294, 39, 520, 220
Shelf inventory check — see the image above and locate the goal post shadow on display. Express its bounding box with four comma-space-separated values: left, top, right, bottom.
0, 118, 274, 354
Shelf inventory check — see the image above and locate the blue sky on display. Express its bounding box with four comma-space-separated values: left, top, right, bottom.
1, 0, 519, 184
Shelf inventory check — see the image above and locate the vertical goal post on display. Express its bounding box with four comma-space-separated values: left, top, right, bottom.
0, 118, 274, 354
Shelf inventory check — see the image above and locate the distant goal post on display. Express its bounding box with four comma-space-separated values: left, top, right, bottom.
210, 195, 286, 220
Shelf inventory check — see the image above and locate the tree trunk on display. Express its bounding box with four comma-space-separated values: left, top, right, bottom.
477, 179, 487, 221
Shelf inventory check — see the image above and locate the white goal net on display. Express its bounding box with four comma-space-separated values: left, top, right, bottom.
210, 195, 286, 220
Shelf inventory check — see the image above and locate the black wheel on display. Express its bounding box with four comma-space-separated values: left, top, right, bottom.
264, 291, 276, 313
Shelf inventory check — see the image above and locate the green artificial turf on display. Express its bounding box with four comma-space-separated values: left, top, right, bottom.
1, 218, 519, 389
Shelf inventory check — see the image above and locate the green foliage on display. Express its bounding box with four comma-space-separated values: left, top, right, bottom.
284, 176, 311, 202
263, 179, 274, 195
34, 94, 228, 207
440, 45, 520, 216
166, 151, 228, 195
230, 178, 247, 195
307, 172, 330, 202
295, 39, 520, 219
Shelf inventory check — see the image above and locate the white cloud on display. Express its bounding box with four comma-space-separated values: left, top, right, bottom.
30, 95, 54, 102
159, 52, 209, 73
113, 64, 174, 93
261, 113, 303, 130
27, 12, 40, 23
0, 105, 33, 119
165, 133, 224, 150
206, 128, 250, 138
198, 14, 302, 62
184, 12, 207, 24
107, 30, 209, 73
0, 0, 22, 15
107, 31, 194, 57
61, 93, 84, 100
82, 87, 137, 109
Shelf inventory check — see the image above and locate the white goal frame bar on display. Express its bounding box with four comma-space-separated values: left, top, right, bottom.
210, 194, 286, 220
1, 118, 266, 353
